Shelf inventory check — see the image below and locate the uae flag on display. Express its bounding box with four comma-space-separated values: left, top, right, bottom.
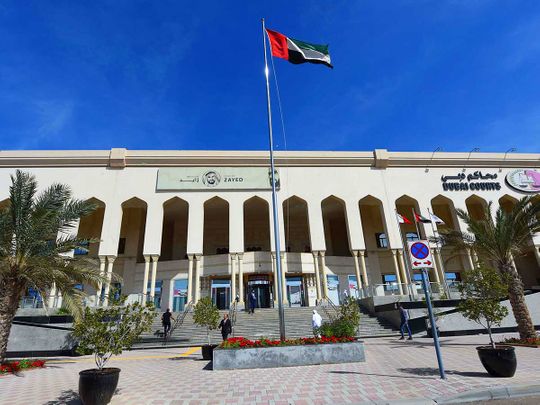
266, 29, 333, 68
414, 212, 432, 224
396, 213, 412, 224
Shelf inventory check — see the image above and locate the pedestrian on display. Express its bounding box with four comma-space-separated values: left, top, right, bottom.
398, 304, 413, 340
219, 313, 232, 341
161, 308, 175, 337
312, 309, 322, 338
235, 293, 240, 303
249, 290, 257, 314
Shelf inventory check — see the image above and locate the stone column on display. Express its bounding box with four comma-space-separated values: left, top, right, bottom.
319, 252, 329, 298
352, 250, 362, 298
230, 253, 237, 305
102, 256, 116, 307
149, 255, 159, 303
142, 255, 151, 302
48, 283, 57, 308
397, 249, 409, 285
187, 255, 194, 303
434, 249, 446, 283
359, 250, 369, 287
312, 251, 321, 301
533, 246, 540, 268
238, 253, 244, 305
194, 255, 202, 303
391, 250, 404, 295
472, 249, 480, 268
280, 253, 288, 305
96, 255, 107, 306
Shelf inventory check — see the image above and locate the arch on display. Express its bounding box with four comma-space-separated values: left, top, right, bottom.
0, 198, 9, 210
465, 195, 488, 221
76, 197, 106, 257
120, 197, 148, 262
161, 197, 189, 261
395, 194, 423, 239
359, 195, 389, 249
244, 196, 270, 252
204, 196, 229, 255
499, 194, 518, 214
321, 195, 350, 256
283, 196, 311, 253
431, 194, 459, 231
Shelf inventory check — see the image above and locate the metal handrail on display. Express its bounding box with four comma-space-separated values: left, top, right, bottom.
164, 300, 193, 345
317, 297, 339, 321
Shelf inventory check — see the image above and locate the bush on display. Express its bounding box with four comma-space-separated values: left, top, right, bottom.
192, 297, 220, 345
318, 297, 360, 338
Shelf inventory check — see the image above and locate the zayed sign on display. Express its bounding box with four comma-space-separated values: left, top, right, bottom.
156, 167, 279, 191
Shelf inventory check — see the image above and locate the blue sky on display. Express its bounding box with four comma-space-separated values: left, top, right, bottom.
1, 1, 540, 152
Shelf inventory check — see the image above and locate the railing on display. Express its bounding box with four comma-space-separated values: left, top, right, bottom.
164, 300, 193, 345
19, 296, 44, 309
368, 283, 410, 297
317, 297, 339, 321
228, 301, 238, 337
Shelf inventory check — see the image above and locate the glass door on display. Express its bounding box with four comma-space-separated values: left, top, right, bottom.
286, 277, 304, 307
172, 279, 188, 312
326, 275, 340, 305
211, 279, 230, 310
348, 275, 359, 298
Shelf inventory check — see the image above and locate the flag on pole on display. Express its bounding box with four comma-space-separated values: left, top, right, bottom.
396, 212, 412, 224
266, 29, 333, 68
429, 213, 445, 224
414, 212, 432, 224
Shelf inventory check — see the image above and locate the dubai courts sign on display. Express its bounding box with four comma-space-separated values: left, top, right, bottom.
156, 167, 279, 191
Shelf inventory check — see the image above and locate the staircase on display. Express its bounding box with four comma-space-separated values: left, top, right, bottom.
135, 304, 398, 348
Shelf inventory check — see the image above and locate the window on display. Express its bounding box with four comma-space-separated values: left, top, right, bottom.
375, 233, 388, 248
117, 238, 126, 254
406, 232, 419, 242
74, 241, 89, 256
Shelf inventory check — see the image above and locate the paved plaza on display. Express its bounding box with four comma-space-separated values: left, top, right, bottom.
1, 333, 539, 404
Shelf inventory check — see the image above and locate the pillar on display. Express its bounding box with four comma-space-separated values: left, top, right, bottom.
359, 250, 369, 287
466, 247, 475, 270
434, 249, 446, 283
238, 253, 244, 305
352, 250, 363, 298
397, 249, 409, 285
312, 251, 321, 301
149, 255, 159, 302
230, 254, 237, 305
280, 253, 288, 305
102, 256, 116, 307
96, 255, 107, 306
391, 250, 404, 295
319, 252, 329, 298
142, 255, 151, 302
534, 246, 540, 268
187, 255, 194, 303
194, 255, 202, 303
48, 283, 57, 308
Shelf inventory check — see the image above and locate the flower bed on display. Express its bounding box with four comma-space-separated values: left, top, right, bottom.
0, 359, 46, 375
499, 336, 540, 348
220, 336, 354, 349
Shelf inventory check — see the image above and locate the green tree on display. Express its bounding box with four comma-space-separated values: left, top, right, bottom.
457, 267, 509, 348
192, 297, 220, 345
440, 197, 540, 340
0, 171, 106, 362
72, 297, 154, 369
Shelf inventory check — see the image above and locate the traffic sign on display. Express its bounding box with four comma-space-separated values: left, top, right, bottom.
408, 240, 434, 269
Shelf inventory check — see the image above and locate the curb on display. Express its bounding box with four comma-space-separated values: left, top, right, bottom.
435, 383, 540, 404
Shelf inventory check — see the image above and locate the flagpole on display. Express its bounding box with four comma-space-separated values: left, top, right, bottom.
427, 207, 450, 296
261, 18, 286, 341
411, 208, 423, 240
395, 210, 413, 300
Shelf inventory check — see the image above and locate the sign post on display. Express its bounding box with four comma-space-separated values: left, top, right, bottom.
408, 240, 446, 380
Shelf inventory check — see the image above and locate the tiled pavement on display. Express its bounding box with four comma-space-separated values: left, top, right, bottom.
1, 333, 539, 404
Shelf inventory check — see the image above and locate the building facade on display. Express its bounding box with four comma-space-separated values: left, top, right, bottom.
1, 148, 539, 311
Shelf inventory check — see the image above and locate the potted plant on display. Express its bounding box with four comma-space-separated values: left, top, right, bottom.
457, 266, 516, 377
72, 298, 154, 405
193, 297, 220, 360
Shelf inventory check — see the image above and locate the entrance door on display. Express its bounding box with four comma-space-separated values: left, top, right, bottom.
172, 279, 188, 312
247, 275, 271, 308
326, 275, 340, 305
286, 277, 304, 307
211, 279, 230, 310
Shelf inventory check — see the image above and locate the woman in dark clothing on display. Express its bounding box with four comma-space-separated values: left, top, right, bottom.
219, 313, 232, 341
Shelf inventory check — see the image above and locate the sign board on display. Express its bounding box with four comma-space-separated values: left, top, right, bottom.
440, 171, 501, 192
156, 167, 279, 191
506, 169, 540, 194
407, 240, 434, 270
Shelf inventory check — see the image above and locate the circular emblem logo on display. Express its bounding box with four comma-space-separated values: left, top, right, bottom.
506, 169, 540, 193
202, 171, 221, 187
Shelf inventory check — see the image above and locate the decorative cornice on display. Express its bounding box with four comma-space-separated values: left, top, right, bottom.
0, 149, 538, 169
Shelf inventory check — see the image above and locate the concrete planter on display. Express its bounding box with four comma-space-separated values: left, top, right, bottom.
213, 341, 365, 370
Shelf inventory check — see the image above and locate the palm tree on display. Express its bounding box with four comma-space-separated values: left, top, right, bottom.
440, 196, 540, 340
0, 170, 107, 362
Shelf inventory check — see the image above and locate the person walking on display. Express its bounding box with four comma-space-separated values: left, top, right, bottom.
312, 309, 322, 338
398, 304, 413, 340
249, 290, 257, 314
218, 313, 232, 341
161, 308, 175, 337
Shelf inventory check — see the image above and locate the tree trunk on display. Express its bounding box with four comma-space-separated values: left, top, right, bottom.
0, 279, 22, 363
499, 263, 537, 340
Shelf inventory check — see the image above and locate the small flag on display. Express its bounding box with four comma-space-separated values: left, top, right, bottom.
396, 213, 412, 224
414, 213, 432, 224
429, 213, 445, 224
266, 29, 333, 68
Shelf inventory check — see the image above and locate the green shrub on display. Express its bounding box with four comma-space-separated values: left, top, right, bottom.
192, 296, 220, 345
318, 297, 360, 338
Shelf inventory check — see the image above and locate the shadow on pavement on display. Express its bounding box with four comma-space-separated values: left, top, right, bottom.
398, 367, 491, 378
203, 361, 213, 371
328, 371, 436, 379
167, 356, 200, 361
43, 390, 81, 405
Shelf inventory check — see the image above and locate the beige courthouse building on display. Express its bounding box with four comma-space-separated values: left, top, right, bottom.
1, 148, 540, 311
